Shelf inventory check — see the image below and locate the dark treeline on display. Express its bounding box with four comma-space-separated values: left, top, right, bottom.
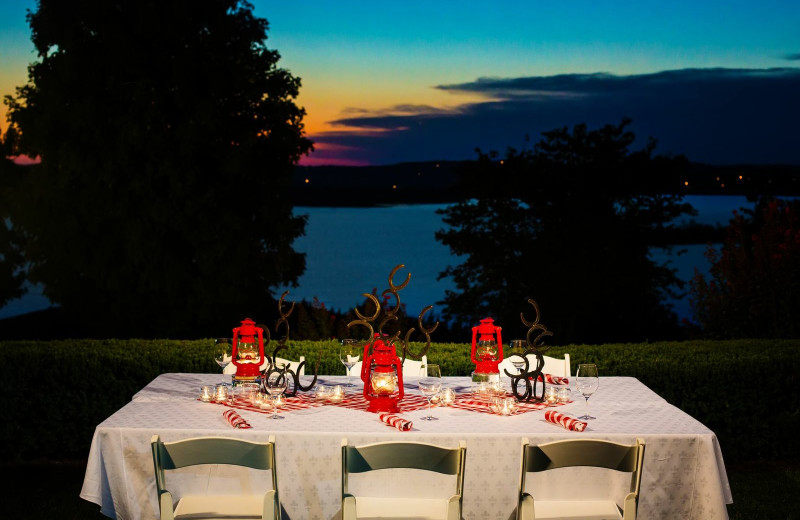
292, 160, 800, 207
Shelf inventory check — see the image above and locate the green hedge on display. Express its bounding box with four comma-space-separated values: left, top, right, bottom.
1, 339, 798, 463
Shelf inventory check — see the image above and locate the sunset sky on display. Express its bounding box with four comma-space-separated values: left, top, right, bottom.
1, 0, 799, 166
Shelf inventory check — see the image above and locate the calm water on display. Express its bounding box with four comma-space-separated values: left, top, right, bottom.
0, 195, 760, 322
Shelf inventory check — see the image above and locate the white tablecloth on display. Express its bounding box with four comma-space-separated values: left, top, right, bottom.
80, 374, 732, 520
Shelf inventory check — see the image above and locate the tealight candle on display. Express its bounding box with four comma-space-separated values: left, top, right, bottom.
200, 385, 213, 402
214, 385, 228, 402
441, 388, 456, 406
545, 386, 558, 405
557, 387, 571, 403
314, 384, 329, 399
252, 391, 266, 407
328, 385, 344, 402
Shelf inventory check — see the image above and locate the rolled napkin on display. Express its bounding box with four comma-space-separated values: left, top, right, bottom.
223, 409, 252, 429
378, 412, 413, 431
535, 374, 569, 385
544, 410, 587, 432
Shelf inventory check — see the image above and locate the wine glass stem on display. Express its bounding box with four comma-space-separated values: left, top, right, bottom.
272, 397, 277, 419
584, 396, 590, 416
427, 398, 432, 419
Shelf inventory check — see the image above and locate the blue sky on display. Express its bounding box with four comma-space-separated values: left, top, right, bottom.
2, 0, 799, 165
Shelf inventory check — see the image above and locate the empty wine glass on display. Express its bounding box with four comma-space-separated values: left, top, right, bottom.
214, 338, 233, 383
508, 339, 527, 374
419, 364, 442, 421
265, 366, 288, 420
340, 339, 360, 387
576, 363, 599, 420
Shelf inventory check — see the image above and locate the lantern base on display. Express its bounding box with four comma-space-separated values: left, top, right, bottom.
366, 396, 400, 413
471, 371, 501, 384
232, 374, 262, 387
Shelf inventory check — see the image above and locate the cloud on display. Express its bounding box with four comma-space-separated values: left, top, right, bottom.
307, 67, 800, 166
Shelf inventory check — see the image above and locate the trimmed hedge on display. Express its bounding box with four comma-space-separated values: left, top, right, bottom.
1, 339, 798, 463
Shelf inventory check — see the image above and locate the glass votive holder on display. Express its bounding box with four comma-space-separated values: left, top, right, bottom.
252, 390, 267, 407
491, 396, 519, 415
214, 384, 229, 402
328, 384, 344, 402
557, 387, 571, 403
200, 385, 213, 402
544, 386, 559, 405
239, 383, 259, 403
441, 388, 456, 406
314, 384, 329, 399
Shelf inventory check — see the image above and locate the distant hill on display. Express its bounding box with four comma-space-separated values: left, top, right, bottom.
291, 161, 800, 206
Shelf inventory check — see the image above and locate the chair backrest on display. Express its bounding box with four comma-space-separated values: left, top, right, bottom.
151, 435, 279, 519
350, 355, 428, 379
223, 356, 306, 375
498, 353, 571, 378
341, 438, 467, 511
262, 356, 306, 376
518, 437, 645, 519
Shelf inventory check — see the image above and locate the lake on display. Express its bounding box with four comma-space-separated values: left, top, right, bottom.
0, 195, 761, 322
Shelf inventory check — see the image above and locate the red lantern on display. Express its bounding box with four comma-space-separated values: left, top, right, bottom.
361, 334, 404, 413
471, 317, 504, 381
231, 318, 265, 385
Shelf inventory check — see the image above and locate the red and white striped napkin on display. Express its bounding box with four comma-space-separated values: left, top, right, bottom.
544, 410, 587, 432
534, 374, 569, 385
378, 412, 413, 431
223, 409, 252, 429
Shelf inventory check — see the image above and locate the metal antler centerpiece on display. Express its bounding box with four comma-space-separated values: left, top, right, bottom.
347, 264, 439, 412
504, 299, 554, 402
259, 291, 322, 397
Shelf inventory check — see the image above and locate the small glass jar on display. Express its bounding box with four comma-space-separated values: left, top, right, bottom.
200, 385, 213, 402
557, 387, 571, 403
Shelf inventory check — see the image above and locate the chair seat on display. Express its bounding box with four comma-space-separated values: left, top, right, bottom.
173, 494, 264, 519
354, 496, 450, 519
534, 500, 622, 520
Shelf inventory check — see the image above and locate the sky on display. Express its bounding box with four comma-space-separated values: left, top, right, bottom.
1, 0, 799, 166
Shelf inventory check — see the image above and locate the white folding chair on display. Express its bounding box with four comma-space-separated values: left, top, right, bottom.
341, 438, 466, 520
499, 353, 571, 378
350, 354, 428, 379
223, 356, 306, 376
517, 437, 645, 520
151, 435, 281, 520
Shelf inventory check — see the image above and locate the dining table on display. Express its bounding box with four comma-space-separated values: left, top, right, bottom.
80, 373, 732, 520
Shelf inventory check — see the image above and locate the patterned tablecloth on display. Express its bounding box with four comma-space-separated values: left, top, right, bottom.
80, 374, 732, 520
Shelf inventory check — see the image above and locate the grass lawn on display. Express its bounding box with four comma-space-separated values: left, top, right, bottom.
6, 459, 799, 519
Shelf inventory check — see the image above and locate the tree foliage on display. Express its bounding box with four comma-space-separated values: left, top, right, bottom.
690, 198, 800, 338
436, 120, 695, 344
3, 0, 312, 337
0, 129, 26, 308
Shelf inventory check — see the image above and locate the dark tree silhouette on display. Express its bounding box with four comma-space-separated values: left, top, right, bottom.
436, 120, 695, 344
3, 0, 312, 337
690, 198, 800, 338
0, 129, 26, 308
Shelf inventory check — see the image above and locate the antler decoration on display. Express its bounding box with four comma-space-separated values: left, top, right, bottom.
505, 299, 554, 402
261, 291, 322, 397
347, 264, 439, 364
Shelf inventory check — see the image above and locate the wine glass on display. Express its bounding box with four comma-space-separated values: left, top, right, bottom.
508, 339, 527, 374
419, 364, 442, 421
214, 338, 233, 383
265, 366, 287, 420
576, 363, 599, 420
340, 339, 360, 387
